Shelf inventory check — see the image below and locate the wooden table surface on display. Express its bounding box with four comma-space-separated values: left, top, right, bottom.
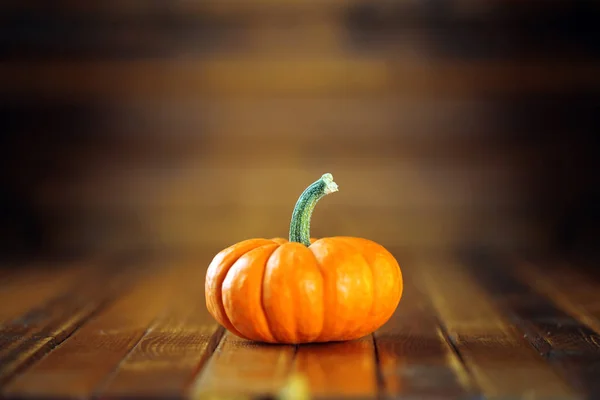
0, 250, 599, 400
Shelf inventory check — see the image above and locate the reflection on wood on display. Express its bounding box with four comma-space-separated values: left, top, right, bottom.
191, 332, 295, 398
375, 275, 474, 398
294, 337, 377, 398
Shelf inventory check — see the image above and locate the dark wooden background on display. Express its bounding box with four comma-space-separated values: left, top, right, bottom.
1, 0, 599, 263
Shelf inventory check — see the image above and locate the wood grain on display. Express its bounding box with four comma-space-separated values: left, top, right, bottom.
2, 259, 185, 398
463, 253, 600, 394
374, 276, 474, 399
191, 332, 295, 398
466, 254, 600, 355
509, 258, 600, 396
0, 254, 139, 386
410, 255, 578, 399
97, 261, 223, 399
516, 259, 600, 335
0, 263, 83, 326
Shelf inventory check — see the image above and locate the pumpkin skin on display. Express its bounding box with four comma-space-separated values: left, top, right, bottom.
205, 236, 403, 344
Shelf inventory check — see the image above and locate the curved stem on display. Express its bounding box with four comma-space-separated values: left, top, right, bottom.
289, 173, 339, 246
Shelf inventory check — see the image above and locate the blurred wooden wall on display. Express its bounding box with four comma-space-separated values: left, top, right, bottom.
1, 1, 599, 259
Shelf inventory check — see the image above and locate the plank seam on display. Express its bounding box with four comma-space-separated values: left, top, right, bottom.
434, 315, 482, 400
0, 250, 153, 389
90, 319, 158, 399
518, 259, 600, 336
182, 325, 229, 399
185, 325, 227, 392
0, 295, 115, 388
371, 333, 385, 400
465, 254, 588, 398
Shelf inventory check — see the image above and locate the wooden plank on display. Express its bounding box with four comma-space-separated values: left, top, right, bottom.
293, 336, 378, 399
191, 332, 295, 398
515, 258, 600, 335
0, 0, 358, 16
409, 255, 578, 399
1, 59, 599, 100
505, 257, 600, 396
468, 254, 600, 355
0, 263, 84, 326
97, 261, 224, 399
0, 254, 139, 386
2, 259, 186, 399
374, 275, 475, 399
462, 252, 600, 395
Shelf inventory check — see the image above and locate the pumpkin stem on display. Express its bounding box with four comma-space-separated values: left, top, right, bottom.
289, 173, 338, 246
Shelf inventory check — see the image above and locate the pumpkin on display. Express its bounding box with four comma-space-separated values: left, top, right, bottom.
205, 173, 403, 344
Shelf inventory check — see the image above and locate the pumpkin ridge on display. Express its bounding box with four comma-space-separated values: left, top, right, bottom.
260, 243, 281, 342
311, 252, 330, 342
311, 248, 329, 343
305, 243, 326, 342
334, 237, 376, 339
220, 241, 277, 340
208, 238, 273, 339
330, 238, 374, 340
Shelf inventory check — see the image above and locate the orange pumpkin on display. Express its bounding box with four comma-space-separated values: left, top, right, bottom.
205, 173, 403, 344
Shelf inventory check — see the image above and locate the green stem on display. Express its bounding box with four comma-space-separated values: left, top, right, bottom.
289, 173, 339, 246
